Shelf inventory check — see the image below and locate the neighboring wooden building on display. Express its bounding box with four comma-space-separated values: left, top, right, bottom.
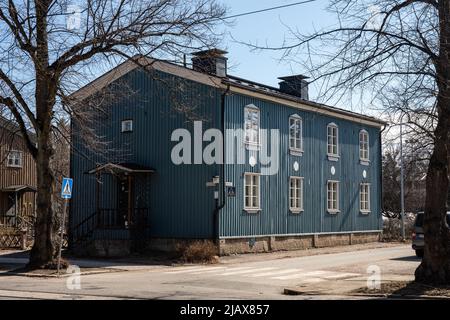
0, 116, 37, 242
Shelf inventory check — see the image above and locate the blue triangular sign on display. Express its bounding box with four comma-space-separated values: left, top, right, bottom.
61, 178, 73, 199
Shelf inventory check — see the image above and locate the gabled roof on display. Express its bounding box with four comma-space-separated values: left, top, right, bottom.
69, 56, 386, 128
69, 56, 222, 101
0, 115, 36, 143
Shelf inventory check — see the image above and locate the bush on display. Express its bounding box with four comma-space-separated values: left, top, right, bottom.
382, 213, 415, 241
176, 240, 219, 264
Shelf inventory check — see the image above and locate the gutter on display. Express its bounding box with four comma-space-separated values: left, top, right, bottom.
379, 123, 388, 229
223, 79, 387, 128
213, 83, 231, 243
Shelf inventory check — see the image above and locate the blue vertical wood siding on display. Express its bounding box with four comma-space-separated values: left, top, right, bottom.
70, 65, 383, 241
219, 93, 382, 237
71, 69, 222, 239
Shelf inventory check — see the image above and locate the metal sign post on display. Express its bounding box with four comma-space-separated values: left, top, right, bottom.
57, 178, 73, 276
57, 199, 68, 276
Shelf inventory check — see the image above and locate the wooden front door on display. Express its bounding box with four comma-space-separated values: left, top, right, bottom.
117, 175, 134, 227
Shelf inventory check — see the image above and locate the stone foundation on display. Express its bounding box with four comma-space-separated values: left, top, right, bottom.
71, 232, 380, 257
219, 232, 381, 255
72, 238, 214, 257
145, 238, 200, 252
72, 239, 131, 257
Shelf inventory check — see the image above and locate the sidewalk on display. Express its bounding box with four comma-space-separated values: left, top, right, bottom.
220, 242, 407, 264
0, 249, 169, 276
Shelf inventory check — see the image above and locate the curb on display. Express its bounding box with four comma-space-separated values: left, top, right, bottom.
283, 288, 329, 296
284, 288, 450, 300
5, 267, 126, 278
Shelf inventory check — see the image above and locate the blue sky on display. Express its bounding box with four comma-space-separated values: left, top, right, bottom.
218, 0, 335, 91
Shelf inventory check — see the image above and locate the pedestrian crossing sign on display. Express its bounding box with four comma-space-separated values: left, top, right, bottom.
61, 178, 73, 199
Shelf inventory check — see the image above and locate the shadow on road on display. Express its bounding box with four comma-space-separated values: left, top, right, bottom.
1, 248, 180, 270
390, 256, 421, 262
0, 250, 30, 259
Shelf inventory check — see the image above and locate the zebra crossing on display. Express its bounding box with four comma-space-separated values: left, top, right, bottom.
163, 265, 360, 283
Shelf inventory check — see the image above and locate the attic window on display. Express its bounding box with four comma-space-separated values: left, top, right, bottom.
7, 150, 23, 168
121, 120, 133, 133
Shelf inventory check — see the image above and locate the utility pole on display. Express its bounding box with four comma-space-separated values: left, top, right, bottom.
400, 122, 406, 241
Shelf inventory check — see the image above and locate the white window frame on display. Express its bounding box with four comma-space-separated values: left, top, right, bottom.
244, 172, 261, 212
359, 129, 370, 164
327, 123, 339, 160
289, 176, 304, 213
327, 180, 340, 213
121, 119, 133, 133
360, 183, 371, 213
6, 150, 23, 168
289, 114, 303, 154
244, 104, 260, 150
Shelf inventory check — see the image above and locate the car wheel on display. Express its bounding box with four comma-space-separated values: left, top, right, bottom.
415, 249, 424, 258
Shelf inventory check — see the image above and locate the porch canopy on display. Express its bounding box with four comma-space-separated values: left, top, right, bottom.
0, 185, 37, 220
1, 185, 37, 193
87, 162, 154, 175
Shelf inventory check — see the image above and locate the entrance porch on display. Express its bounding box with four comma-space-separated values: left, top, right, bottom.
71, 163, 154, 255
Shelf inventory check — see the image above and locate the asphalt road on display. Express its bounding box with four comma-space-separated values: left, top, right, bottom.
0, 244, 419, 300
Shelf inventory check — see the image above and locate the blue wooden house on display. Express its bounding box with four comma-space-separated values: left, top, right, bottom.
69, 49, 386, 256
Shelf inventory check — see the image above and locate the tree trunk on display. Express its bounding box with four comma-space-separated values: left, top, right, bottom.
415, 0, 450, 283
415, 113, 450, 284
27, 0, 58, 269
28, 137, 56, 268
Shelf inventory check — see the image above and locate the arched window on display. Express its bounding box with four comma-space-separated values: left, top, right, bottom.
359, 130, 369, 161
327, 123, 339, 157
244, 104, 260, 148
289, 114, 303, 152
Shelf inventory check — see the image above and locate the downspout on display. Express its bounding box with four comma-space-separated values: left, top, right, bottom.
379, 123, 388, 231
213, 83, 230, 244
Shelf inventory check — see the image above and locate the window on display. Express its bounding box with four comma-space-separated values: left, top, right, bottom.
244, 105, 260, 148
7, 150, 23, 168
360, 183, 371, 213
289, 177, 304, 213
121, 119, 133, 133
327, 180, 339, 213
359, 130, 369, 162
244, 173, 260, 211
289, 115, 303, 153
327, 123, 339, 159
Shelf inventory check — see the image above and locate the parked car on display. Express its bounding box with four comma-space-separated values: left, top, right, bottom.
412, 211, 450, 258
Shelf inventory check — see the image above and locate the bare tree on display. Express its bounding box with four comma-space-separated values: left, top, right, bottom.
0, 0, 226, 268
382, 139, 429, 214
248, 0, 449, 284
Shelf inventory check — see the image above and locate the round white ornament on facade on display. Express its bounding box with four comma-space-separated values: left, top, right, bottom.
363, 170, 367, 178
249, 156, 257, 167
331, 166, 336, 175
293, 161, 299, 172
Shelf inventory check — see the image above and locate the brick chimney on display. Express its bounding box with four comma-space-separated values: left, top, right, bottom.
278, 75, 309, 100
192, 49, 228, 77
